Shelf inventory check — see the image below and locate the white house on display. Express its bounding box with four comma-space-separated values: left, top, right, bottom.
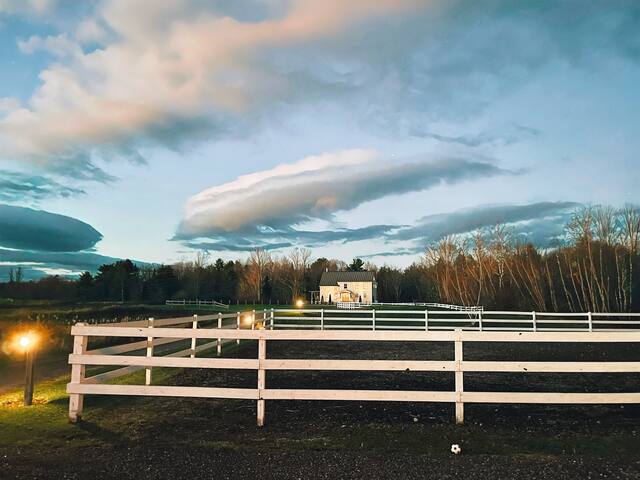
318, 271, 377, 304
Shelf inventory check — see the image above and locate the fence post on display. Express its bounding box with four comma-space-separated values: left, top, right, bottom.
532, 311, 537, 332
217, 312, 223, 356
588, 311, 593, 332
424, 309, 429, 331
321, 308, 324, 330
372, 309, 376, 331
257, 337, 267, 426
69, 324, 88, 423
145, 317, 154, 386
270, 308, 274, 330
236, 311, 241, 345
478, 310, 483, 332
454, 329, 464, 425
191, 315, 198, 358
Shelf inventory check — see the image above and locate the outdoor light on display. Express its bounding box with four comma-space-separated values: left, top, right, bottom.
295, 299, 304, 308
15, 331, 38, 353
19, 335, 32, 349
15, 331, 38, 406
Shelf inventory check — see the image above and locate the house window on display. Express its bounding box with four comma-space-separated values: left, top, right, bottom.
343, 283, 347, 288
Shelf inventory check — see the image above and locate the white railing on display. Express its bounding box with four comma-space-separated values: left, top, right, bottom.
335, 301, 482, 311
420, 302, 483, 312
270, 308, 640, 332
67, 319, 640, 426
166, 299, 229, 309
336, 301, 370, 309
73, 310, 269, 386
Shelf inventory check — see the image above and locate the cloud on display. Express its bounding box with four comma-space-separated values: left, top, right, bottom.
0, 204, 102, 252
0, 0, 421, 177
176, 149, 512, 243
0, 97, 21, 112
18, 33, 83, 57
2, 1, 637, 178
0, 248, 132, 280
390, 201, 582, 251
0, 0, 55, 15
0, 205, 148, 279
413, 124, 541, 148
185, 224, 402, 252
75, 18, 109, 45
0, 169, 85, 202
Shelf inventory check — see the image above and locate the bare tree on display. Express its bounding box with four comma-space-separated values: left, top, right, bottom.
567, 206, 594, 244
620, 205, 640, 309
240, 248, 272, 302
594, 205, 618, 245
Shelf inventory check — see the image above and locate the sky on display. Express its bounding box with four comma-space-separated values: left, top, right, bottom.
0, 0, 639, 279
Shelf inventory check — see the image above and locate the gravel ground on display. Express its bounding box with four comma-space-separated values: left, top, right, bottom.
4, 448, 640, 480
2, 340, 640, 479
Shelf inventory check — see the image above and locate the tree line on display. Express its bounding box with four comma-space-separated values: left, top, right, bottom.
1, 206, 639, 312
424, 206, 640, 312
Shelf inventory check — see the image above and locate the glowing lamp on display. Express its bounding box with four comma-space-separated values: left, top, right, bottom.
14, 331, 38, 406
295, 299, 304, 308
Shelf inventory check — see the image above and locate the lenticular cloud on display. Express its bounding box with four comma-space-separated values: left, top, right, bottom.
176, 149, 510, 240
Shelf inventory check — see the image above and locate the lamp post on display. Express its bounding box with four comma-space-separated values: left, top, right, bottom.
19, 334, 36, 406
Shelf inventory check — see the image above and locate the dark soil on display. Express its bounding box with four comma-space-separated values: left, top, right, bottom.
2, 340, 640, 479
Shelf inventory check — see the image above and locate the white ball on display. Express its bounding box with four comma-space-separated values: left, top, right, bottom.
451, 444, 461, 455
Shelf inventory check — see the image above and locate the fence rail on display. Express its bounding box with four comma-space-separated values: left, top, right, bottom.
270, 308, 640, 332
336, 301, 483, 311
67, 308, 640, 425
166, 299, 230, 309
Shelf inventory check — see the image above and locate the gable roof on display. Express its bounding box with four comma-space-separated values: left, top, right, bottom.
319, 271, 376, 286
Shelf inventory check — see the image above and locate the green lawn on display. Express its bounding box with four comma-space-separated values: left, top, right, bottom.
0, 368, 174, 450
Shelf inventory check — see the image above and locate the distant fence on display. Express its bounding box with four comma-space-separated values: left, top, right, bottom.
67, 308, 640, 425
336, 301, 483, 311
166, 299, 229, 309
271, 308, 640, 331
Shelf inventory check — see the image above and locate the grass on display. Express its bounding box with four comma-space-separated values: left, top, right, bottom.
0, 367, 175, 450
0, 341, 239, 450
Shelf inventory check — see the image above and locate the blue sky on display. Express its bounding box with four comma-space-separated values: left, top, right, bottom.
0, 0, 639, 279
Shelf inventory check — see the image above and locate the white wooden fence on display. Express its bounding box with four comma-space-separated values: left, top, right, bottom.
270, 308, 640, 331
67, 308, 640, 425
336, 302, 483, 311
166, 299, 230, 309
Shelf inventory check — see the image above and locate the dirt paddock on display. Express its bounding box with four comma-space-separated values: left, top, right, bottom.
3, 340, 640, 479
